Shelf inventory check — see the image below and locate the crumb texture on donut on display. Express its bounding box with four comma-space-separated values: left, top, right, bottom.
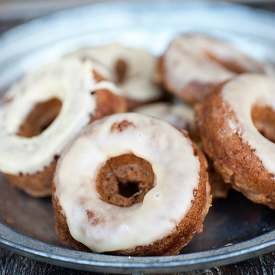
195, 74, 275, 208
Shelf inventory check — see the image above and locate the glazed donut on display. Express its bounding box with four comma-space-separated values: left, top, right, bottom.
133, 101, 199, 142
65, 43, 164, 110
52, 113, 211, 256
0, 58, 127, 197
133, 101, 230, 199
195, 73, 275, 208
155, 34, 267, 105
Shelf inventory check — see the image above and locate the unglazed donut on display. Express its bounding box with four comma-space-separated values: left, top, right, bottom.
65, 43, 163, 110
0, 58, 127, 197
52, 113, 211, 256
155, 34, 267, 105
195, 74, 275, 208
133, 101, 230, 198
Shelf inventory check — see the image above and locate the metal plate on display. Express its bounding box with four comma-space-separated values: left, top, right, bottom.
1, 1, 275, 273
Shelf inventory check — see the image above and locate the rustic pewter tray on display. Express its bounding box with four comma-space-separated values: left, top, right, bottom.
1, 1, 275, 273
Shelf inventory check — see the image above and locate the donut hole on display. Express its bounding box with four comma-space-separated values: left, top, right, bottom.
114, 59, 128, 83
96, 154, 155, 207
17, 98, 62, 138
252, 105, 275, 143
118, 180, 140, 199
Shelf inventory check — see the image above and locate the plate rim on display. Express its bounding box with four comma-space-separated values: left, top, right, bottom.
1, 222, 275, 273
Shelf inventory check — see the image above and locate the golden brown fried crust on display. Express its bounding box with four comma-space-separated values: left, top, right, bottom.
195, 83, 275, 208
3, 74, 127, 198
52, 128, 211, 256
252, 105, 275, 143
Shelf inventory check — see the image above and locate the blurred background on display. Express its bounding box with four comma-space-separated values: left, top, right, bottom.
0, 0, 275, 34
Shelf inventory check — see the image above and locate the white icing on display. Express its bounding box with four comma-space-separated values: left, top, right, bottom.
90, 80, 123, 96
164, 34, 266, 93
54, 113, 200, 252
65, 43, 162, 101
222, 74, 275, 175
133, 102, 194, 130
0, 58, 120, 174
228, 119, 239, 134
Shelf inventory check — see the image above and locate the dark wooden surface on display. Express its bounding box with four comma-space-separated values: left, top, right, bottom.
2, 246, 275, 274
1, 1, 275, 274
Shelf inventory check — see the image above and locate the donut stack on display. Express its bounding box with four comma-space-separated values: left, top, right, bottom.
1, 33, 273, 256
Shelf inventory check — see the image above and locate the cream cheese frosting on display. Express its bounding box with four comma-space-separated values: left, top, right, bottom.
65, 43, 162, 101
221, 74, 275, 176
0, 57, 121, 174
54, 113, 200, 252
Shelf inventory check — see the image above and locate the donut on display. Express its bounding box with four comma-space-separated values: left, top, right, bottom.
155, 34, 267, 105
133, 101, 230, 199
195, 73, 275, 208
52, 113, 211, 256
133, 101, 199, 142
65, 43, 164, 110
0, 58, 127, 197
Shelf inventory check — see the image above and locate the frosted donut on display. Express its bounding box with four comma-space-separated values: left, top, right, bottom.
133, 102, 230, 199
156, 34, 267, 105
52, 113, 211, 256
133, 101, 199, 142
0, 58, 127, 197
195, 74, 275, 208
65, 43, 163, 110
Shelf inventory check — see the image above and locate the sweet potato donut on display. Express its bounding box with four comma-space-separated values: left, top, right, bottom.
195, 74, 275, 208
52, 113, 211, 256
65, 43, 164, 110
155, 34, 267, 105
133, 102, 230, 199
0, 58, 127, 197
